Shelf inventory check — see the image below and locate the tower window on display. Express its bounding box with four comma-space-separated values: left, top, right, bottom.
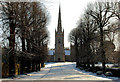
58, 40, 60, 43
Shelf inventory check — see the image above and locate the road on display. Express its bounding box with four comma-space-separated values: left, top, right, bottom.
2, 62, 119, 82
16, 62, 113, 80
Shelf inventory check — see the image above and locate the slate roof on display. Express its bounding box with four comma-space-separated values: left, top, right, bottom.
64, 50, 70, 55
49, 50, 55, 55
49, 50, 70, 55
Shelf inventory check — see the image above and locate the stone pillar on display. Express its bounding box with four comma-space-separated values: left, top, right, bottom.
0, 46, 2, 78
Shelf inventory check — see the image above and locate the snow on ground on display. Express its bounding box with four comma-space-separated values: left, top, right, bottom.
95, 62, 115, 68
1, 62, 120, 81
74, 65, 119, 80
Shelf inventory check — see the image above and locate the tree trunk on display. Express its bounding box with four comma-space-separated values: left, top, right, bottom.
26, 38, 31, 73
20, 35, 26, 74
9, 21, 15, 77
75, 36, 79, 67
38, 63, 41, 71
35, 62, 37, 72
22, 35, 25, 52
92, 63, 95, 68
20, 57, 25, 74
100, 27, 106, 73
26, 60, 31, 73
32, 59, 35, 72
41, 62, 45, 67
26, 38, 30, 53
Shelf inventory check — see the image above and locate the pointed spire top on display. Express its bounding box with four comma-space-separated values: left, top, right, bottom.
57, 3, 62, 32
58, 3, 61, 19
59, 2, 61, 13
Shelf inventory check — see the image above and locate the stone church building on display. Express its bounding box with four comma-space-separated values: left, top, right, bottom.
55, 5, 65, 62
47, 5, 76, 62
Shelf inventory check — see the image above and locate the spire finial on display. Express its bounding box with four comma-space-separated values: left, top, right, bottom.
57, 3, 62, 31
59, 2, 61, 12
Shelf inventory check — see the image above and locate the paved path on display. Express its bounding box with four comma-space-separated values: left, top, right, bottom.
2, 62, 119, 82
14, 62, 113, 80
40, 62, 101, 80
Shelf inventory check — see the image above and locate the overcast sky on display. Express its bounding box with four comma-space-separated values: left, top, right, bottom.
42, 0, 96, 49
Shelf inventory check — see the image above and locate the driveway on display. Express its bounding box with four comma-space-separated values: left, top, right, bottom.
1, 62, 119, 82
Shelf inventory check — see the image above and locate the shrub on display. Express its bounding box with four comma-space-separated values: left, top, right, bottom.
85, 69, 88, 72
88, 68, 92, 72
92, 69, 97, 73
79, 67, 84, 70
105, 71, 113, 76
96, 71, 103, 75
106, 68, 120, 77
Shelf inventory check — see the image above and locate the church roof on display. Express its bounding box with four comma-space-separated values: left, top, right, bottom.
49, 50, 70, 55
49, 50, 55, 55
64, 50, 70, 55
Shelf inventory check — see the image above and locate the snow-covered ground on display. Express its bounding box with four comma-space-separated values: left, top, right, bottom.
1, 62, 120, 81
94, 62, 115, 68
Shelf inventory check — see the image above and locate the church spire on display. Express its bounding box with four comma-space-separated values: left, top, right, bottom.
57, 4, 62, 31
55, 3, 65, 62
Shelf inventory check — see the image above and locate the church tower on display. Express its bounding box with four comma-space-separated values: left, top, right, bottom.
55, 5, 65, 62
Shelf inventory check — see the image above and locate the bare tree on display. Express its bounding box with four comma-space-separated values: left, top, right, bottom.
0, 2, 49, 76
86, 2, 114, 72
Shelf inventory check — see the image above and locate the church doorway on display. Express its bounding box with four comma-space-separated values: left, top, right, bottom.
58, 58, 60, 61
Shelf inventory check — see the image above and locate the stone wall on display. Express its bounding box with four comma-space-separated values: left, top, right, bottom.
47, 55, 76, 62
65, 55, 71, 61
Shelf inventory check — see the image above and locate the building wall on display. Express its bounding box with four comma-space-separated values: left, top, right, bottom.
48, 54, 75, 62
65, 55, 71, 61
47, 55, 55, 62
52, 5, 76, 62
55, 32, 65, 61
48, 49, 76, 62
54, 6, 65, 62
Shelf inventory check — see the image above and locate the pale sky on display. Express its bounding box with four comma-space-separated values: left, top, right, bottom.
0, 0, 119, 49
42, 0, 96, 49
0, 0, 96, 48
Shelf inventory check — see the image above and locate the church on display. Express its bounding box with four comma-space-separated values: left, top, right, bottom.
47, 5, 76, 62
55, 5, 65, 62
